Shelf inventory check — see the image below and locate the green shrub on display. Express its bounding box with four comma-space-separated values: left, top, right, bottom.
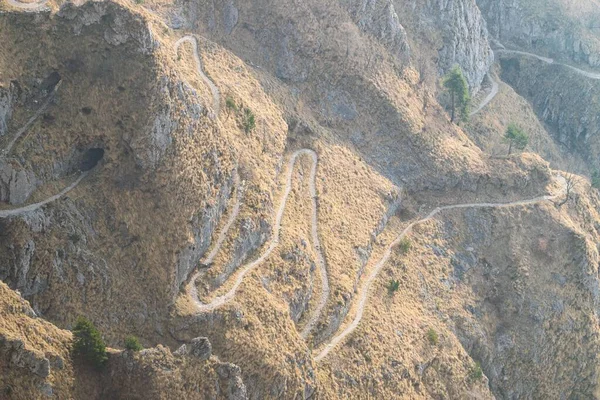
243, 108, 256, 133
135, 0, 144, 4
124, 335, 143, 352
426, 328, 439, 345
72, 317, 107, 369
399, 238, 411, 254
226, 96, 237, 112
469, 361, 483, 381
387, 279, 400, 295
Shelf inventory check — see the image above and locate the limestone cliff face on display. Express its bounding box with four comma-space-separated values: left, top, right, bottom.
392, 0, 494, 90
477, 0, 600, 68
341, 0, 410, 63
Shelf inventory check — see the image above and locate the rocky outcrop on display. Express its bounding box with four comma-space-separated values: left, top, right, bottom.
427, 0, 494, 90
341, 0, 410, 62
0, 336, 50, 378
212, 217, 271, 288
174, 336, 212, 360
108, 340, 248, 399
175, 166, 234, 295
216, 363, 248, 400
0, 161, 38, 205
0, 84, 13, 137
58, 1, 158, 55
129, 78, 204, 170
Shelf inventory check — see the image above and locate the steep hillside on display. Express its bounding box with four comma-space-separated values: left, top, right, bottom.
3, 0, 600, 399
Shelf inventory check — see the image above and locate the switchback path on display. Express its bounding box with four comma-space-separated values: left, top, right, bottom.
175, 36, 221, 119
187, 172, 242, 307
5, 0, 48, 11
498, 49, 600, 80
2, 82, 61, 156
0, 172, 88, 218
190, 149, 330, 334
314, 175, 567, 362
470, 75, 499, 116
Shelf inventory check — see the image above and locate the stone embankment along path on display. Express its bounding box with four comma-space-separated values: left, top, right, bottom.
174, 36, 221, 119
5, 0, 48, 11
470, 75, 499, 116
498, 48, 600, 80
314, 175, 567, 362
0, 172, 88, 218
189, 149, 330, 337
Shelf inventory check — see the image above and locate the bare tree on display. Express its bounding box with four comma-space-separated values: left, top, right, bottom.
559, 172, 578, 206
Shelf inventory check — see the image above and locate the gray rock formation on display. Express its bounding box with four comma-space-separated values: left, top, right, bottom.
0, 335, 50, 378
58, 1, 158, 55
174, 337, 212, 360
427, 0, 494, 90
341, 0, 410, 61
212, 217, 271, 288
129, 79, 203, 170
175, 167, 234, 296
217, 363, 248, 400
0, 162, 38, 205
0, 85, 13, 137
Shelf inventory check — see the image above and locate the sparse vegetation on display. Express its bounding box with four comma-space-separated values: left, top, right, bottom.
427, 328, 439, 345
135, 0, 144, 4
443, 65, 470, 123
399, 238, 412, 254
592, 171, 600, 189
504, 124, 529, 155
72, 317, 107, 369
69, 233, 81, 243
226, 96, 237, 112
469, 361, 484, 381
124, 335, 143, 352
387, 279, 400, 295
559, 172, 578, 206
243, 108, 256, 133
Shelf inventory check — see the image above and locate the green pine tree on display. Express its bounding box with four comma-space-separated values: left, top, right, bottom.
443, 65, 471, 123
72, 317, 108, 369
504, 124, 529, 155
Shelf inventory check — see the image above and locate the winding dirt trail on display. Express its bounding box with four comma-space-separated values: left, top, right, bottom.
190, 149, 329, 331
498, 49, 600, 80
470, 75, 499, 116
0, 172, 88, 218
174, 36, 221, 119
5, 0, 48, 11
314, 175, 567, 362
187, 172, 243, 306
2, 82, 61, 156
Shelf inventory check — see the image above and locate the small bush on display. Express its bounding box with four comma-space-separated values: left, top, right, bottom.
469, 362, 483, 381
135, 0, 144, 4
399, 238, 411, 254
426, 328, 439, 345
124, 335, 143, 352
225, 96, 237, 112
242, 108, 256, 133
72, 317, 107, 369
387, 279, 400, 295
69, 233, 81, 243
